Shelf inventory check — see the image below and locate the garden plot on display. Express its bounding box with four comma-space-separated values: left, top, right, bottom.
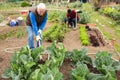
86, 26, 106, 47
0, 2, 120, 80
1, 43, 120, 80
79, 25, 106, 47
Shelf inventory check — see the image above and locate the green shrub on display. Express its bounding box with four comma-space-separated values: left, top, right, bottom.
0, 14, 4, 23
48, 11, 66, 23
79, 11, 90, 24
21, 1, 31, 7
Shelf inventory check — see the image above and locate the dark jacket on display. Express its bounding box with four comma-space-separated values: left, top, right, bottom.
67, 10, 79, 19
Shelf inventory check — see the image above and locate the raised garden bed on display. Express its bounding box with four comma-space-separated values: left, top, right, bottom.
85, 25, 106, 47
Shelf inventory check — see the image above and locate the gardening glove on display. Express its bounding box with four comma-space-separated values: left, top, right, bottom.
36, 35, 41, 41
38, 29, 42, 35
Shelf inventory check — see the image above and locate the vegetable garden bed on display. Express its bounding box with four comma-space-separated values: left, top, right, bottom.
86, 26, 106, 47
80, 25, 106, 47
43, 23, 69, 42
2, 43, 120, 80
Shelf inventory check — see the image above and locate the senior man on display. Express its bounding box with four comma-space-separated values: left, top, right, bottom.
26, 3, 48, 49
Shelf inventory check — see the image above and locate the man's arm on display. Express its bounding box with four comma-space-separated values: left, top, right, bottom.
39, 13, 48, 30
29, 12, 38, 36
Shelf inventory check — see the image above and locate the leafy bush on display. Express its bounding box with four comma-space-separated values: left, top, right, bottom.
92, 51, 120, 80
21, 1, 31, 7
70, 62, 89, 80
0, 14, 4, 23
66, 48, 92, 65
78, 11, 90, 24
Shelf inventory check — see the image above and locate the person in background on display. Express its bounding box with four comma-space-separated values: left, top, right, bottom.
64, 9, 72, 27
65, 9, 79, 29
26, 3, 48, 49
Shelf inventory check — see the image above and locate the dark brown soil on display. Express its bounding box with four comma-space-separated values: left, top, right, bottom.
87, 64, 100, 74
87, 27, 106, 47
116, 71, 120, 80
60, 59, 72, 80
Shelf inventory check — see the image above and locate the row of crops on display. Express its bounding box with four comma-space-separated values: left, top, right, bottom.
2, 43, 120, 80
43, 23, 69, 42
99, 7, 120, 24
43, 24, 91, 46
79, 26, 90, 46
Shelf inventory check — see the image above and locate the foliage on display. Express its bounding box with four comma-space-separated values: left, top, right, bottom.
93, 51, 113, 68
48, 11, 60, 22
49, 25, 63, 41
67, 50, 120, 80
2, 43, 66, 80
99, 7, 120, 24
92, 51, 119, 80
29, 67, 64, 80
43, 23, 68, 42
48, 10, 66, 23
66, 48, 92, 65
0, 14, 4, 23
43, 23, 57, 39
16, 29, 26, 38
86, 73, 106, 80
59, 11, 66, 24
79, 26, 90, 46
78, 11, 90, 24
70, 62, 89, 80
114, 43, 120, 53
0, 27, 26, 41
21, 1, 31, 7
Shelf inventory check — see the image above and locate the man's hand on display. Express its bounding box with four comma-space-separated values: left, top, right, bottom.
36, 35, 41, 41
38, 29, 42, 34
